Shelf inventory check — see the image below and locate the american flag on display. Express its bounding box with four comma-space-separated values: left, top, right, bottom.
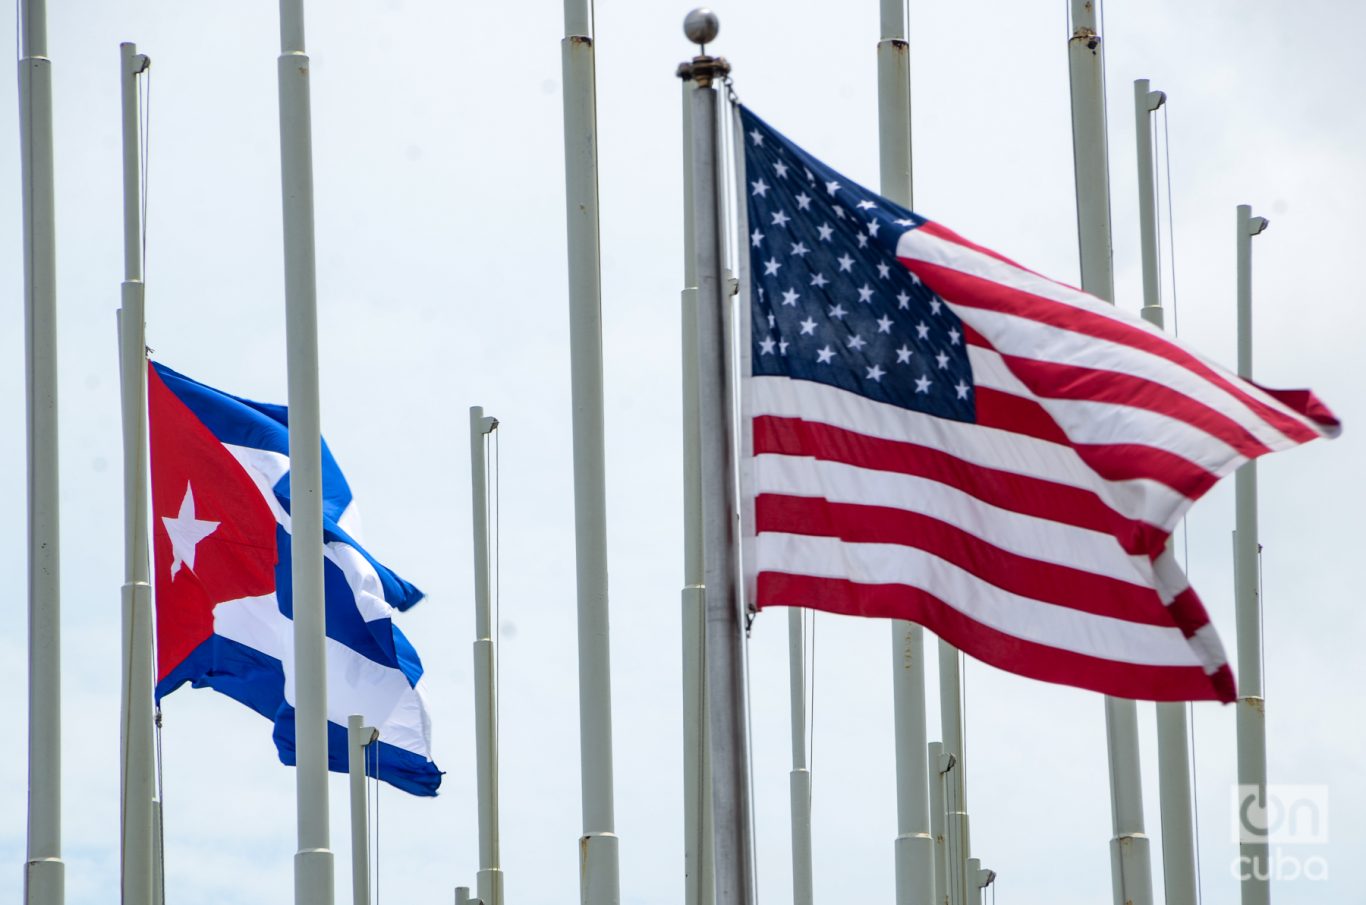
739, 106, 1339, 702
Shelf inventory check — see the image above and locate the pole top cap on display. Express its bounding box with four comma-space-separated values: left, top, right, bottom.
684, 8, 720, 47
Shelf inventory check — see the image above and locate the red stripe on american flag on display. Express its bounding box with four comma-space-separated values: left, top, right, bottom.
974, 387, 1221, 500
756, 572, 1235, 702
993, 353, 1274, 458
755, 493, 1174, 625
903, 256, 1322, 444
753, 414, 1168, 557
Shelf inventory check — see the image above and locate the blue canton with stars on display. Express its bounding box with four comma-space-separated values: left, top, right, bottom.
741, 106, 975, 422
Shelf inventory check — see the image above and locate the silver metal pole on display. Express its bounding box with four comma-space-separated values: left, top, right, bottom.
277, 2, 333, 902
469, 407, 505, 905
561, 3, 620, 902
118, 39, 156, 905
938, 642, 970, 905
18, 0, 62, 899
347, 715, 377, 905
1067, 6, 1154, 905
787, 609, 813, 905
877, 4, 936, 903
1234, 203, 1269, 905
679, 13, 756, 903
1134, 77, 1200, 905
681, 69, 716, 905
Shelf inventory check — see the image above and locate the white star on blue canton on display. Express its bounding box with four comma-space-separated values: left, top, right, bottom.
857, 284, 874, 303
816, 345, 835, 364
856, 233, 869, 249
915, 321, 930, 339
896, 291, 911, 309
829, 303, 848, 319
857, 200, 876, 210
790, 241, 810, 257
751, 229, 764, 248
774, 160, 788, 178
896, 345, 913, 363
771, 210, 791, 227
751, 178, 769, 198
877, 262, 891, 279
810, 272, 829, 288
866, 218, 880, 237
817, 223, 834, 242
836, 254, 855, 272
799, 317, 817, 335
866, 364, 885, 382
833, 206, 845, 220
795, 193, 812, 211
948, 327, 961, 345
936, 351, 950, 369
781, 288, 800, 306
749, 129, 763, 146
914, 375, 932, 394
929, 298, 943, 315
825, 179, 841, 195
847, 334, 866, 350
955, 380, 970, 399
877, 315, 894, 333
779, 339, 790, 355
759, 337, 776, 355
764, 257, 781, 276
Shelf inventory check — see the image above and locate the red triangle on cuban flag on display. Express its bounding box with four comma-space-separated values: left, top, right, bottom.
148, 363, 278, 682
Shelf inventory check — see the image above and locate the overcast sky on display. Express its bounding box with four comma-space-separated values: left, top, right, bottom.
1, 2, 1362, 904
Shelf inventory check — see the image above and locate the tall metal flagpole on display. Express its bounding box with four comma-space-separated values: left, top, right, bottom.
1133, 77, 1200, 905
1066, 6, 1154, 905
680, 65, 717, 905
18, 0, 63, 899
679, 11, 757, 905
1234, 203, 1269, 905
347, 715, 377, 905
118, 40, 156, 905
469, 406, 505, 905
276, 2, 334, 902
876, 4, 936, 904
787, 610, 813, 905
560, 2, 621, 901
938, 645, 970, 905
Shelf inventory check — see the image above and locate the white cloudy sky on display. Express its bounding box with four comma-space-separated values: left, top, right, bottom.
1, 1, 1362, 904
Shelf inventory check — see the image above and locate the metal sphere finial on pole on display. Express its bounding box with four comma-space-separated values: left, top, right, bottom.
683, 8, 720, 49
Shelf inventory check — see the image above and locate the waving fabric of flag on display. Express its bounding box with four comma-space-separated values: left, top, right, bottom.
148, 362, 441, 795
738, 106, 1339, 703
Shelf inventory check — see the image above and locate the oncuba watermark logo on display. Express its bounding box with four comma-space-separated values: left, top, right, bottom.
1229, 784, 1329, 882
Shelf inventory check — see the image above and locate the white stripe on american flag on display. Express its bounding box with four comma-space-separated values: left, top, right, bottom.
754, 532, 1203, 668
751, 375, 1186, 530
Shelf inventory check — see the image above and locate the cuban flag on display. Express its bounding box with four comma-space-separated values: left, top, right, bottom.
148, 361, 441, 795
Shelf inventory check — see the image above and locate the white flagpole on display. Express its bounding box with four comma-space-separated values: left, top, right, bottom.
276, 2, 334, 902
1133, 77, 1200, 905
1234, 203, 1270, 905
787, 609, 813, 905
469, 406, 505, 905
876, 4, 937, 903
938, 643, 970, 905
560, 2, 622, 902
117, 39, 156, 905
18, 0, 63, 899
680, 11, 757, 905
347, 715, 377, 905
1066, 6, 1155, 905
680, 67, 716, 905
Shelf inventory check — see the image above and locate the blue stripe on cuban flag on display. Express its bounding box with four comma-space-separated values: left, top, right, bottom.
151, 363, 441, 796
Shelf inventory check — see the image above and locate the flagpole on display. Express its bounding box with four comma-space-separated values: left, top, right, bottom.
938, 643, 970, 905
787, 610, 813, 905
1234, 203, 1269, 905
560, 2, 621, 902
876, 4, 937, 903
347, 715, 377, 905
679, 11, 757, 905
1066, 6, 1155, 905
117, 39, 156, 905
18, 0, 63, 899
1133, 77, 1200, 905
680, 69, 717, 905
276, 2, 334, 902
469, 406, 505, 905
